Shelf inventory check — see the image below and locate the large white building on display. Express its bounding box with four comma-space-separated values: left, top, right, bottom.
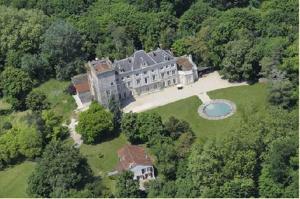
72, 49, 198, 107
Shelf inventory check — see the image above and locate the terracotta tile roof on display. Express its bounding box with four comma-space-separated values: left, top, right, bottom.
176, 57, 193, 71
74, 81, 90, 93
116, 145, 153, 171
72, 73, 90, 93
89, 60, 112, 73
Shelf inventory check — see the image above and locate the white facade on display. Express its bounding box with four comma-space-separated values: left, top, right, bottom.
130, 165, 155, 181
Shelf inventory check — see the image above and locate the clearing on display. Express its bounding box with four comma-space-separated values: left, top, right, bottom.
0, 161, 36, 198
147, 83, 267, 142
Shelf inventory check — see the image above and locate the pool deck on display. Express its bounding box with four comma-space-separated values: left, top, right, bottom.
197, 92, 211, 103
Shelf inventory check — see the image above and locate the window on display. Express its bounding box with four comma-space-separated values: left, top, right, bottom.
152, 75, 155, 81
121, 77, 124, 80
154, 84, 157, 89
167, 71, 170, 75
168, 80, 171, 85
160, 67, 163, 70
144, 78, 148, 84
127, 82, 131, 87
136, 73, 139, 76
152, 69, 154, 72
123, 93, 126, 98
173, 79, 176, 84
136, 79, 141, 84
106, 90, 110, 96
111, 82, 114, 86
166, 65, 169, 68
144, 71, 147, 75
127, 76, 130, 79
172, 70, 175, 75
142, 169, 145, 174
161, 73, 164, 78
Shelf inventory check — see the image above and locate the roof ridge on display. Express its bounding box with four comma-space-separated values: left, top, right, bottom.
126, 145, 137, 166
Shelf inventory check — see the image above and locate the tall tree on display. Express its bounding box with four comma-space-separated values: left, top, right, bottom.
76, 102, 113, 144
0, 6, 49, 70
41, 19, 85, 80
115, 171, 141, 198
108, 97, 122, 130
27, 140, 93, 197
0, 67, 33, 110
26, 90, 50, 112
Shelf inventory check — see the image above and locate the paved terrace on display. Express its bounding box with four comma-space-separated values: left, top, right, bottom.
123, 71, 247, 113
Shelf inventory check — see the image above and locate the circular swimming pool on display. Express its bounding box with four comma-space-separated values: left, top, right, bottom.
198, 99, 236, 120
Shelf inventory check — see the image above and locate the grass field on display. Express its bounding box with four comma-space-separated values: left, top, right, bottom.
0, 79, 75, 197
34, 79, 76, 120
80, 133, 128, 193
147, 83, 267, 142
0, 161, 36, 198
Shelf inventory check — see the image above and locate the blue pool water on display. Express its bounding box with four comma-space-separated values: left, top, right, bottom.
204, 102, 232, 117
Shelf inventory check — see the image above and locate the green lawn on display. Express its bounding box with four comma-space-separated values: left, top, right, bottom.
34, 79, 76, 120
0, 161, 36, 198
80, 133, 128, 193
147, 83, 267, 142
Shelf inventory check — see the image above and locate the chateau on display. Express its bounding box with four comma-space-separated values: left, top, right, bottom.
72, 49, 198, 107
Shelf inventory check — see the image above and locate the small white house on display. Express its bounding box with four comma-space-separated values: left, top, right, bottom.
115, 145, 155, 182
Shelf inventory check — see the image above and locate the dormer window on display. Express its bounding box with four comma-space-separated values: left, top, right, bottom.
164, 54, 168, 61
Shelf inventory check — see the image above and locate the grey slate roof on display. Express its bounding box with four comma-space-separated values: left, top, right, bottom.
114, 49, 174, 73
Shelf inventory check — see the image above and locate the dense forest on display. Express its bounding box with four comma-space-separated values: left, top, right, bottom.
0, 0, 298, 198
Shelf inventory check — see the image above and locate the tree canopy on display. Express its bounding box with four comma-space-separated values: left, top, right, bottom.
76, 101, 114, 144
27, 140, 93, 197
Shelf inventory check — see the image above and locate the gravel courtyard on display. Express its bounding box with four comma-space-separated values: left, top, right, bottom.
123, 71, 247, 113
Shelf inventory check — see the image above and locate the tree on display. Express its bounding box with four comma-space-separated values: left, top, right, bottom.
204, 0, 254, 10
108, 97, 122, 130
147, 179, 176, 198
40, 19, 85, 80
115, 171, 141, 198
164, 116, 191, 139
27, 140, 93, 197
259, 136, 298, 198
0, 67, 33, 110
136, 112, 164, 143
268, 78, 297, 109
121, 112, 165, 144
41, 110, 69, 142
26, 90, 50, 112
121, 112, 139, 143
76, 102, 113, 144
21, 54, 52, 82
221, 39, 260, 81
16, 125, 43, 159
178, 1, 218, 36
0, 123, 42, 169
0, 6, 49, 70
